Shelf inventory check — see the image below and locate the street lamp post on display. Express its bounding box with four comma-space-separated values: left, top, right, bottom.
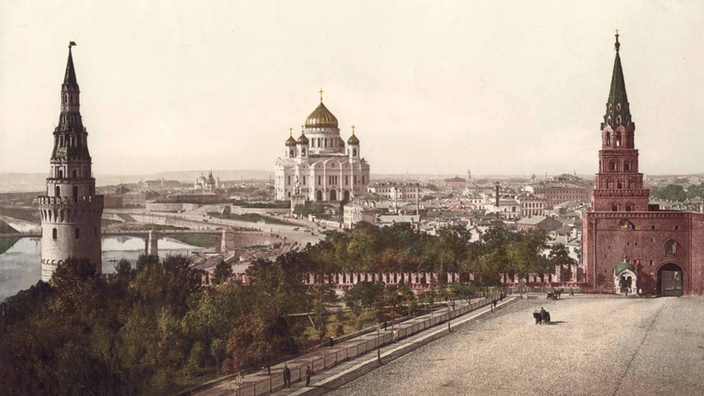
377, 324, 381, 364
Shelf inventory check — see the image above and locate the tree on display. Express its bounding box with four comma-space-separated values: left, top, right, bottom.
213, 260, 233, 285
549, 243, 577, 282
305, 283, 338, 347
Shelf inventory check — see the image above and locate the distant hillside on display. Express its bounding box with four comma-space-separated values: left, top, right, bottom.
1, 170, 275, 192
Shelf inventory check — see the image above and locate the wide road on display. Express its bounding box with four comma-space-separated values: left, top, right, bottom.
329, 295, 704, 396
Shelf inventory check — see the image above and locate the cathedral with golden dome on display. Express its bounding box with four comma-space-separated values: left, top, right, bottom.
275, 91, 370, 203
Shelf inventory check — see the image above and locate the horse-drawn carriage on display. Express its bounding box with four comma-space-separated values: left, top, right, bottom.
533, 310, 551, 325
547, 289, 563, 300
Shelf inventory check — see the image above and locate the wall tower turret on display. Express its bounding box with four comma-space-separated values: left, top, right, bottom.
38, 43, 104, 282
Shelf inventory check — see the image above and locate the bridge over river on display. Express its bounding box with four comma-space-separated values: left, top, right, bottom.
0, 228, 279, 257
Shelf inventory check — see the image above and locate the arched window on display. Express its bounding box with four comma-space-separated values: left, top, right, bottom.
615, 133, 622, 147
52, 228, 57, 240
58, 169, 63, 179
619, 219, 635, 230
606, 132, 611, 146
665, 239, 677, 255
73, 186, 78, 200
55, 186, 60, 197
612, 204, 618, 211
617, 181, 623, 189
616, 103, 621, 111
625, 204, 633, 212
353, 148, 357, 157
609, 161, 616, 171
301, 148, 306, 156
74, 227, 80, 239
72, 170, 77, 178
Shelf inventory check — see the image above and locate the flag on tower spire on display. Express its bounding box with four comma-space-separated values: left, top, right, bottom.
64, 42, 78, 87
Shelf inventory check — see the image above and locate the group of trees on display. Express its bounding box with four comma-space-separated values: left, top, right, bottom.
305, 222, 573, 288
0, 222, 575, 395
651, 182, 704, 202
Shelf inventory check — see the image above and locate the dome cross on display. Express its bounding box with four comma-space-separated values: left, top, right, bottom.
319, 88, 324, 102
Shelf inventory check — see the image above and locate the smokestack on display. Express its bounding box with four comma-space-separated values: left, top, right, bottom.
495, 181, 500, 219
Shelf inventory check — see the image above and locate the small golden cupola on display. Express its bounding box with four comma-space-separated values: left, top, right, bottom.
285, 128, 297, 147
297, 125, 309, 145
347, 125, 360, 145
304, 89, 338, 128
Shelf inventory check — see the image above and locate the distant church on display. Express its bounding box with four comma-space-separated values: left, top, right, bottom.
582, 32, 703, 296
194, 170, 220, 192
275, 91, 371, 202
37, 44, 104, 282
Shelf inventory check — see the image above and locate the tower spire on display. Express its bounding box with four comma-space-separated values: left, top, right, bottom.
603, 30, 630, 128
63, 42, 78, 88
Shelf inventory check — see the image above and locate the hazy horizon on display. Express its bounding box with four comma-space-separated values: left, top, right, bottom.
2, 1, 703, 177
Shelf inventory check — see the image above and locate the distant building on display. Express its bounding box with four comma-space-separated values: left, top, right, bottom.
533, 184, 590, 209
516, 216, 563, 233
275, 92, 370, 202
367, 182, 420, 204
517, 194, 547, 217
194, 170, 220, 192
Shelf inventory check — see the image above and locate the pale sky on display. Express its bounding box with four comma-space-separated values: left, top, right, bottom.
1, 0, 703, 177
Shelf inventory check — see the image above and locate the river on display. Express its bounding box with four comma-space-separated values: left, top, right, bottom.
0, 218, 209, 301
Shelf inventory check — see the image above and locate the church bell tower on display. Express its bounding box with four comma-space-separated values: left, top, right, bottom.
37, 43, 104, 282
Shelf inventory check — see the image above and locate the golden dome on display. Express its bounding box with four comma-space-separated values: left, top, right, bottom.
285, 129, 296, 146
348, 125, 360, 145
305, 101, 338, 128
297, 132, 309, 145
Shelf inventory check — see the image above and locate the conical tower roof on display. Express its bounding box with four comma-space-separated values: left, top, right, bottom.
604, 31, 631, 128
63, 46, 79, 88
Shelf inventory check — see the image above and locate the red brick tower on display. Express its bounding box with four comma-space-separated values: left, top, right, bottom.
591, 31, 650, 212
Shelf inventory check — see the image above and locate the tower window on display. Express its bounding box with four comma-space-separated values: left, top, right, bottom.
675, 225, 679, 231
609, 162, 616, 171
74, 228, 80, 239
606, 132, 611, 146
651, 225, 655, 230
72, 170, 77, 178
665, 239, 677, 255
73, 186, 78, 200
58, 170, 63, 179
52, 228, 57, 240
55, 186, 60, 197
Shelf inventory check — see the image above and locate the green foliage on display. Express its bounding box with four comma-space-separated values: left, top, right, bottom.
212, 260, 233, 285
651, 184, 687, 202
293, 203, 329, 217
425, 184, 439, 191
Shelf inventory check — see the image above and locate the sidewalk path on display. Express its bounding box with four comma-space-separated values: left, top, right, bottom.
194, 295, 515, 396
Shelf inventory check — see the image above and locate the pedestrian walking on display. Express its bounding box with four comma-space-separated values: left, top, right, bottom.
383, 321, 388, 331
283, 363, 291, 388
569, 287, 574, 296
305, 366, 312, 386
328, 337, 334, 347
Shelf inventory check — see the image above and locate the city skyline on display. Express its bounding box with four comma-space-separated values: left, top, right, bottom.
1, 1, 703, 177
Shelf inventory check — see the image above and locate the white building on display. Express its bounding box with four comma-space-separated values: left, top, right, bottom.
275, 93, 371, 202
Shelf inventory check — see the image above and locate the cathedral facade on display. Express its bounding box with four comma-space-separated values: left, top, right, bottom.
582, 33, 704, 296
37, 44, 104, 282
275, 93, 370, 203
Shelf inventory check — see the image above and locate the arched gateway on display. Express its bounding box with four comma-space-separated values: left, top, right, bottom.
658, 263, 683, 296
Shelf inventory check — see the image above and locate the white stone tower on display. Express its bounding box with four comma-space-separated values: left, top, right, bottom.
37, 43, 104, 282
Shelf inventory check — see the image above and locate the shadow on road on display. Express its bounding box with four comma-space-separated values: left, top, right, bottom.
549, 321, 567, 325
